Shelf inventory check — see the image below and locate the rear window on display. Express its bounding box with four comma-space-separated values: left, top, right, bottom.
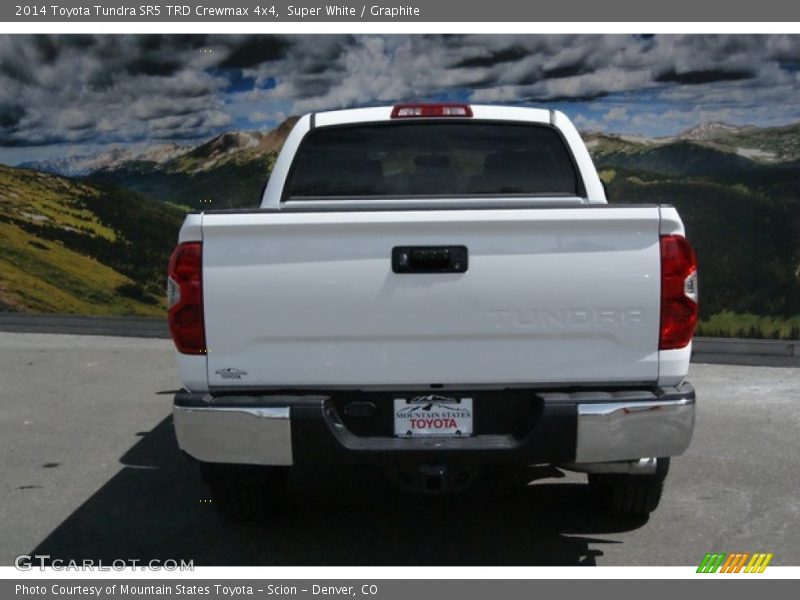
284, 121, 582, 200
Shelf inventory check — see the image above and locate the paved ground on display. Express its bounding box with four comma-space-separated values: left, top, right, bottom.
1, 332, 798, 566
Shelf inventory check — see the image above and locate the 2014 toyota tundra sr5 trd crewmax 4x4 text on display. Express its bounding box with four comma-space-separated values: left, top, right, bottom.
167, 104, 698, 521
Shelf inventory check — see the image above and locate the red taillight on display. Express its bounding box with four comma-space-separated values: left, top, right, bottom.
391, 103, 473, 118
659, 234, 698, 350
167, 241, 205, 355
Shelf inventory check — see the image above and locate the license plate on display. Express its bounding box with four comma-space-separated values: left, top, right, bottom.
393, 396, 473, 437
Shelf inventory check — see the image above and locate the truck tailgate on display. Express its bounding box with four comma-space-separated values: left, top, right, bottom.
202, 206, 662, 388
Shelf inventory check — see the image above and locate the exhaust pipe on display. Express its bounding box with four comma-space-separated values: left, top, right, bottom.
559, 457, 658, 475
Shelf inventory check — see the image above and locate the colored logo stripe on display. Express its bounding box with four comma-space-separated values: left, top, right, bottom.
745, 553, 773, 573
697, 552, 773, 573
719, 553, 748, 573
697, 553, 726, 573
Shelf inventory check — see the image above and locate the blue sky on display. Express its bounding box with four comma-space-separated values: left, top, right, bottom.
2, 34, 800, 163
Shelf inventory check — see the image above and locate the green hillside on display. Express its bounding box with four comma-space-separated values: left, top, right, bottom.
0, 165, 184, 315
590, 124, 800, 338
599, 164, 800, 339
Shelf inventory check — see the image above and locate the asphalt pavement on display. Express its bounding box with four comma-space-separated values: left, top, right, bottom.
1, 332, 798, 566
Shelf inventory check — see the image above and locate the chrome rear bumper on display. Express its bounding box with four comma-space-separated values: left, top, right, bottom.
173, 405, 293, 465
573, 396, 695, 463
173, 384, 695, 467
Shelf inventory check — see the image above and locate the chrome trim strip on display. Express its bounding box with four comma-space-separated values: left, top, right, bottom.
578, 397, 694, 416
177, 406, 290, 420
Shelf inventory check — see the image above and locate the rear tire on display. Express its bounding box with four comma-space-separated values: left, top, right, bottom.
199, 462, 287, 522
588, 458, 670, 517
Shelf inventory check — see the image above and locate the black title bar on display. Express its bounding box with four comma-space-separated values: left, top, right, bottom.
4, 0, 800, 22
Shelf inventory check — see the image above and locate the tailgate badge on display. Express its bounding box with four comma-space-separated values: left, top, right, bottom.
215, 368, 248, 380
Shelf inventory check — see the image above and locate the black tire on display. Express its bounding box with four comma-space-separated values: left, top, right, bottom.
588, 458, 670, 517
199, 462, 288, 522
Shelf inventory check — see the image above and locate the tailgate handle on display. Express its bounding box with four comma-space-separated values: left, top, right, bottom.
392, 246, 468, 273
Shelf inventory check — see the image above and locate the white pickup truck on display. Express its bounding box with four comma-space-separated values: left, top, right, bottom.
167, 104, 698, 521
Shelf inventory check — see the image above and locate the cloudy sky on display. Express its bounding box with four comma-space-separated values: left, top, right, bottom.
2, 34, 800, 163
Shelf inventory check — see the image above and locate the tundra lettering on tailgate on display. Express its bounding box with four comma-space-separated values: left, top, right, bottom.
487, 307, 646, 329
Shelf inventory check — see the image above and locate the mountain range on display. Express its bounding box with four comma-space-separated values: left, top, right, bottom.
19, 143, 192, 178
3, 117, 800, 337
584, 120, 800, 164
18, 116, 800, 209
23, 118, 800, 173
96, 118, 296, 210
